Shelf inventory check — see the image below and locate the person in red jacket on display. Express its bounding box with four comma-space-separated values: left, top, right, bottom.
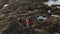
25, 18, 30, 28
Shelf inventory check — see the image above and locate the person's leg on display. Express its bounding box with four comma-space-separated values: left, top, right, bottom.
26, 24, 30, 28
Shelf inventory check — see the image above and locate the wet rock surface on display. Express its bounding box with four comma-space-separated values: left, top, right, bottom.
0, 0, 60, 34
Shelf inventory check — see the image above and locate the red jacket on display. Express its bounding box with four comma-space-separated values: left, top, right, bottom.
25, 19, 30, 25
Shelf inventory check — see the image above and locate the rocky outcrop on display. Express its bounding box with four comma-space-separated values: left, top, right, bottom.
0, 0, 60, 34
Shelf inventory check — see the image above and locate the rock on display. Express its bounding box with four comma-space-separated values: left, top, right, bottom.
48, 10, 51, 13
0, 0, 60, 34
56, 6, 60, 9
51, 14, 60, 17
44, 0, 60, 6
37, 16, 47, 20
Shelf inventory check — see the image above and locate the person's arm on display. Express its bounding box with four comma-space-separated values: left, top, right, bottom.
19, 19, 23, 26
